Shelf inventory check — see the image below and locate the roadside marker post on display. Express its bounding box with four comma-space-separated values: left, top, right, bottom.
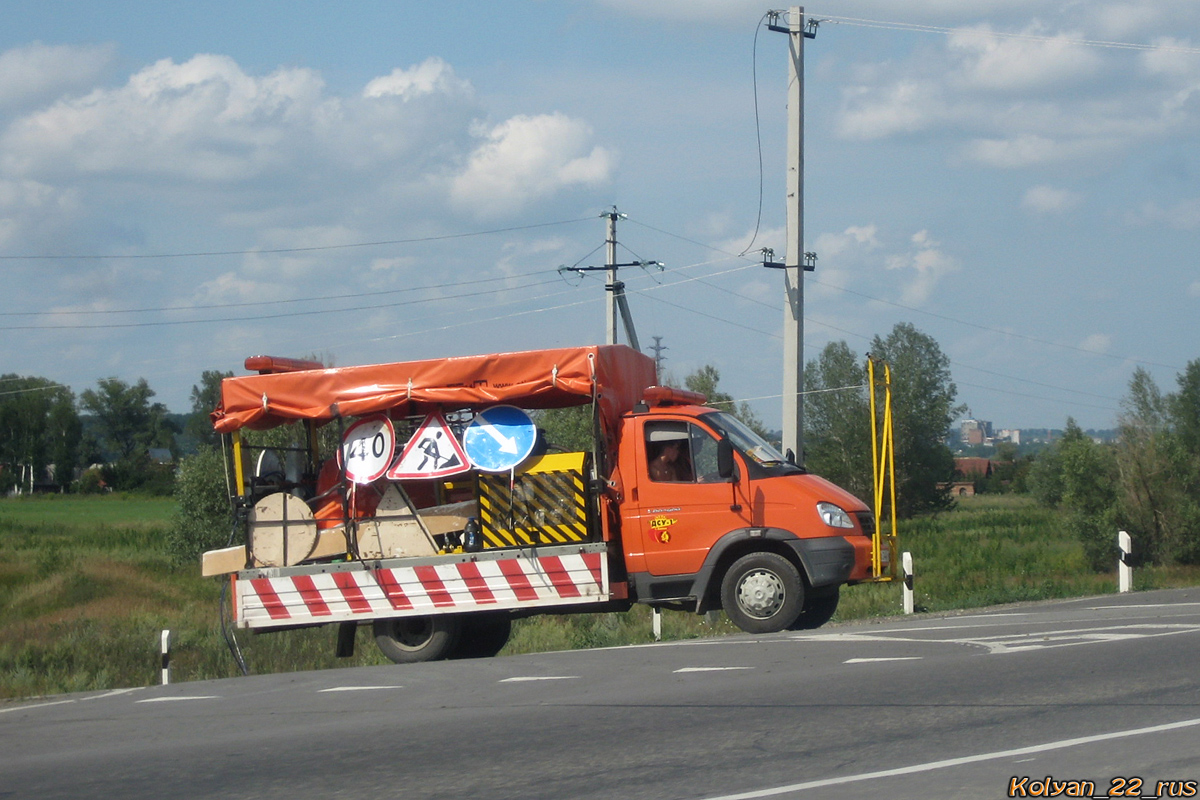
1118, 530, 1133, 593
652, 607, 662, 641
160, 630, 172, 685
902, 552, 914, 615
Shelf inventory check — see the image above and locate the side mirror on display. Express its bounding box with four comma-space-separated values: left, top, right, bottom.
717, 439, 736, 480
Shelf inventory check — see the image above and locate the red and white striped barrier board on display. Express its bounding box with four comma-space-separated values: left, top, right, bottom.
235, 547, 608, 629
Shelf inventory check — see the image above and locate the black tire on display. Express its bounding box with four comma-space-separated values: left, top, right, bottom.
787, 586, 840, 630
451, 613, 512, 659
720, 552, 804, 634
373, 615, 462, 664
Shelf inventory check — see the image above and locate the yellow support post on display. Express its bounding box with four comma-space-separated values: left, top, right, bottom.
867, 356, 898, 581
231, 429, 246, 498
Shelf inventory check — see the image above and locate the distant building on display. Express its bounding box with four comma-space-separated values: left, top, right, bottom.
960, 419, 993, 446
995, 429, 1020, 445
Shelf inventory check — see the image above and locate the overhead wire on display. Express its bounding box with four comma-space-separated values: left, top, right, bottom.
813, 14, 1200, 55
0, 273, 566, 331
0, 217, 594, 261
0, 265, 566, 317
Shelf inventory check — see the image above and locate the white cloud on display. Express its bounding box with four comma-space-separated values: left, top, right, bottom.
449, 113, 615, 217
1128, 198, 1200, 230
832, 9, 1200, 169
948, 25, 1104, 93
1, 54, 330, 181
363, 57, 471, 101
0, 42, 116, 109
837, 80, 942, 140
885, 230, 959, 304
1079, 333, 1113, 354
1022, 185, 1083, 213
964, 135, 1099, 168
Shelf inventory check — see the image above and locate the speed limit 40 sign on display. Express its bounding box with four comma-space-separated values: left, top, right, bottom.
339, 415, 396, 484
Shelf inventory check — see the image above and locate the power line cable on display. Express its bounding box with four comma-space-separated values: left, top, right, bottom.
740, 12, 772, 257
813, 14, 1200, 54
0, 217, 593, 261
0, 273, 565, 331
0, 266, 565, 317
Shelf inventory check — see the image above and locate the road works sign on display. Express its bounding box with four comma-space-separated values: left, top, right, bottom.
462, 405, 537, 473
386, 412, 470, 480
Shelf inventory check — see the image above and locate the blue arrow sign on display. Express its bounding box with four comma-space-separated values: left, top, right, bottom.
462, 405, 537, 473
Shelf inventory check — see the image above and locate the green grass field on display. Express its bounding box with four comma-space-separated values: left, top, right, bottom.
1, 493, 1196, 700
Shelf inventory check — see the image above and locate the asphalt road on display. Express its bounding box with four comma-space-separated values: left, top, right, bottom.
3, 588, 1199, 800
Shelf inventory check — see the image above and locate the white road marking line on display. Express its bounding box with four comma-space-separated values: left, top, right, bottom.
499, 676, 580, 683
135, 696, 219, 703
1087, 603, 1200, 610
0, 699, 75, 714
674, 667, 754, 673
843, 657, 922, 664
697, 715, 1200, 800
319, 686, 404, 693
83, 688, 143, 701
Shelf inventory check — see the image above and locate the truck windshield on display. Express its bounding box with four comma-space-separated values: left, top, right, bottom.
699, 411, 804, 476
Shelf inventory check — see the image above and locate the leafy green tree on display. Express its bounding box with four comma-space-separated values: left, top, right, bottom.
186, 369, 234, 447
682, 365, 770, 439
803, 342, 872, 501
80, 377, 178, 492
1115, 367, 1200, 565
0, 376, 80, 492
534, 405, 594, 453
867, 323, 962, 517
1057, 419, 1120, 570
80, 377, 175, 460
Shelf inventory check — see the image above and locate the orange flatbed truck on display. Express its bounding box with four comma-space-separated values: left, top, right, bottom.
204, 344, 886, 663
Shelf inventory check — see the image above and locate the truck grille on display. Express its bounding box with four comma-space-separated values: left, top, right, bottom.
854, 510, 875, 538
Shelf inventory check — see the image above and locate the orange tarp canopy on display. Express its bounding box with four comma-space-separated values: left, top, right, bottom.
211, 345, 657, 434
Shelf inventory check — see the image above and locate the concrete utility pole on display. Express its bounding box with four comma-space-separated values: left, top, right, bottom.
605, 208, 620, 346
560, 206, 661, 352
768, 6, 814, 464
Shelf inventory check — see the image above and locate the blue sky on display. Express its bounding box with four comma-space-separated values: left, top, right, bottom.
2, 1, 1198, 431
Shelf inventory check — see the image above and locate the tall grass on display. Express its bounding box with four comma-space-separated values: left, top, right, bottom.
1, 493, 1197, 700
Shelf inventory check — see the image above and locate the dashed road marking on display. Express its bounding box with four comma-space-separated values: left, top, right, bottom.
319, 686, 404, 693
674, 667, 754, 673
136, 696, 219, 703
500, 676, 580, 683
843, 657, 922, 664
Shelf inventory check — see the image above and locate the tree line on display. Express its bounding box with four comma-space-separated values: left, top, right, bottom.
0, 374, 219, 495
10, 329, 1200, 576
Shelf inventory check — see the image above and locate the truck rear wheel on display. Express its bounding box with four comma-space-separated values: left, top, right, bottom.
720, 552, 803, 634
373, 615, 461, 664
452, 613, 512, 659
787, 586, 839, 630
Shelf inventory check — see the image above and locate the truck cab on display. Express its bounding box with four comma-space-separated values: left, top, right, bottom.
614, 387, 875, 633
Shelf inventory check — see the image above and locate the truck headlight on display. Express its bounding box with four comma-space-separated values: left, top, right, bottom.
817, 502, 854, 529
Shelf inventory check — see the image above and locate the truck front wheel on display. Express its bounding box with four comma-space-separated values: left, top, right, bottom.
374, 615, 461, 664
787, 586, 839, 630
720, 552, 804, 634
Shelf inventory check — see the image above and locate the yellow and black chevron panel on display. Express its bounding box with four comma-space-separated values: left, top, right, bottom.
477, 452, 594, 548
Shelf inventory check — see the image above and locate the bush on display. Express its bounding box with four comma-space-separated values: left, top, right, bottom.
168, 446, 234, 565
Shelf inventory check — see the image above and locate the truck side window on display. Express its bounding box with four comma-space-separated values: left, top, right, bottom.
645, 421, 722, 483
690, 426, 722, 480
645, 422, 693, 482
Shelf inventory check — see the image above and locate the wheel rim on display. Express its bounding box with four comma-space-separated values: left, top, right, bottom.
390, 618, 434, 650
736, 568, 786, 619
